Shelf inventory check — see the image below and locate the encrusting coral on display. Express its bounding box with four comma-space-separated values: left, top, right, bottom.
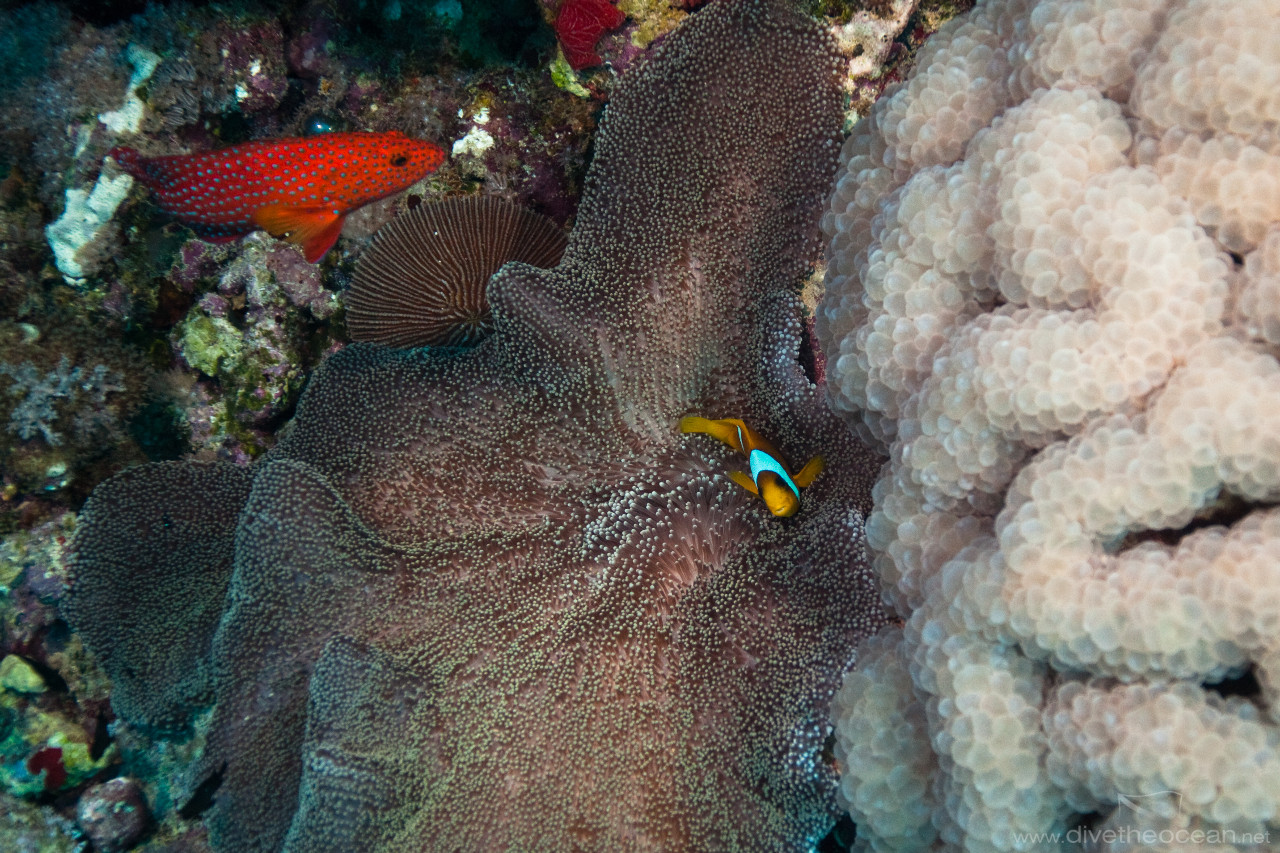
821, 0, 1280, 849
65, 1, 887, 850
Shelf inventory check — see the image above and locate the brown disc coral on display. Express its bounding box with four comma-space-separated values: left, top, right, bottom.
346, 196, 567, 347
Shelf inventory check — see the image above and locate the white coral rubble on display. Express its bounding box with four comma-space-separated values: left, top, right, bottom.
821, 0, 1280, 850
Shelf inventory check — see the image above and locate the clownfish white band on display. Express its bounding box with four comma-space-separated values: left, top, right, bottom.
748, 448, 800, 499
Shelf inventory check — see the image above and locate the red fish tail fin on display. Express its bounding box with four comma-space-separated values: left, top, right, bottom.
107, 146, 145, 179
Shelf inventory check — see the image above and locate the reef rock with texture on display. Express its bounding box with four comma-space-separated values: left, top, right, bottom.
821, 0, 1280, 849
65, 1, 887, 850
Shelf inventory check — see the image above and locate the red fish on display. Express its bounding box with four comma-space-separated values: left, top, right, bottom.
108, 131, 447, 262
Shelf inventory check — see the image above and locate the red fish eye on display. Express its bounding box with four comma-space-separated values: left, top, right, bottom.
391, 155, 408, 167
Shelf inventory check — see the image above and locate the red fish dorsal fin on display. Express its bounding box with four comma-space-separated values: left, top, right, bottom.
252, 204, 345, 263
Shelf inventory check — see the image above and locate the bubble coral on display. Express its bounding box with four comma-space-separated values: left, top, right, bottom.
346, 196, 568, 348
65, 1, 887, 850
820, 0, 1280, 847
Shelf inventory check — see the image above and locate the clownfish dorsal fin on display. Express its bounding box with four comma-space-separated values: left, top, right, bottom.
252, 204, 346, 262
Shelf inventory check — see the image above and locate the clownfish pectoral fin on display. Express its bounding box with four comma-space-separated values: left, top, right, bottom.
680, 416, 750, 454
792, 455, 825, 489
252, 204, 346, 263
727, 470, 759, 496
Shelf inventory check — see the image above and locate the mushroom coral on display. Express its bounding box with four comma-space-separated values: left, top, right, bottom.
64, 1, 887, 850
346, 197, 568, 348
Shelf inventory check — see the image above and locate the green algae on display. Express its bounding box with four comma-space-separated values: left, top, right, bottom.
620, 0, 684, 49
178, 315, 243, 378
549, 53, 591, 98
0, 657, 45, 695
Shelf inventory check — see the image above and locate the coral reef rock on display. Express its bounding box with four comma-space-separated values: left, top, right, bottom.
66, 0, 887, 850
820, 0, 1280, 849
76, 777, 151, 853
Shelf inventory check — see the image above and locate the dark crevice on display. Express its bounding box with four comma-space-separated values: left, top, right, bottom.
1206, 666, 1262, 702
1113, 493, 1266, 552
89, 711, 113, 761
817, 814, 857, 852
179, 764, 225, 819
798, 314, 819, 386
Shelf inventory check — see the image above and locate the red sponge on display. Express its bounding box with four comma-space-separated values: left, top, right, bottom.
555, 0, 626, 70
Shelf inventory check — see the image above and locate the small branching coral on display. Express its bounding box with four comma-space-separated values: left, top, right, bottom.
0, 358, 124, 448
65, 1, 887, 850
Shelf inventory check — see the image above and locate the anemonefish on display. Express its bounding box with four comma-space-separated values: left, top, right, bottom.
680, 416, 824, 517
107, 131, 446, 262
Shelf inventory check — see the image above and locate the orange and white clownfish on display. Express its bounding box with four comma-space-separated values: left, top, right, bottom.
680, 416, 824, 517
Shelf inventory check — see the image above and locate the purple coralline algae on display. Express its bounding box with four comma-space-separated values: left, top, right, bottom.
64, 2, 889, 851
172, 233, 335, 450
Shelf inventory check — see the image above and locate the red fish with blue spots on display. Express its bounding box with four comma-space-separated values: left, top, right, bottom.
108, 131, 447, 262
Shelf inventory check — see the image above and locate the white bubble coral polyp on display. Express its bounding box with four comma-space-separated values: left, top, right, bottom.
987, 339, 1280, 679
1045, 679, 1280, 829
822, 0, 1280, 849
